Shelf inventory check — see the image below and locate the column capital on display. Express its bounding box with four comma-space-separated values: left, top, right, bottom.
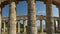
44, 0, 52, 4
7, 0, 18, 5
17, 20, 20, 23
9, 0, 16, 2
23, 19, 26, 21
56, 3, 60, 8
9, 1, 16, 7
26, 0, 36, 3
40, 16, 42, 20
40, 19, 42, 21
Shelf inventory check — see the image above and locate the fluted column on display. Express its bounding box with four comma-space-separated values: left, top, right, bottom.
0, 7, 2, 34
57, 4, 60, 31
3, 21, 6, 32
54, 19, 56, 33
40, 20, 43, 32
59, 8, 60, 31
27, 0, 37, 34
45, 0, 54, 34
23, 20, 26, 33
17, 20, 20, 33
57, 20, 59, 31
8, 1, 16, 34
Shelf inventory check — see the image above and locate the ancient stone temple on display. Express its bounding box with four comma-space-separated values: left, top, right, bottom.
0, 0, 60, 34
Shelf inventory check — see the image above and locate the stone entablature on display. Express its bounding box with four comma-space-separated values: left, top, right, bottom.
1, 0, 60, 3
2, 15, 59, 21
0, 0, 60, 7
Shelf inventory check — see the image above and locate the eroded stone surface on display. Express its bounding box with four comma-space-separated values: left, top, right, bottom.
8, 1, 16, 34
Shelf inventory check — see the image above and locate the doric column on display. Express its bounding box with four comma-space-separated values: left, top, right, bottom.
23, 20, 26, 33
57, 20, 59, 31
57, 4, 60, 31
59, 7, 60, 31
0, 6, 2, 34
45, 0, 54, 34
8, 1, 16, 34
40, 20, 43, 32
17, 20, 20, 33
3, 21, 6, 32
54, 19, 56, 33
27, 0, 37, 34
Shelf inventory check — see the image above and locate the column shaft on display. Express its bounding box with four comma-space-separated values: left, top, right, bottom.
58, 20, 60, 31
54, 19, 56, 33
3, 21, 6, 32
58, 8, 60, 31
0, 7, 2, 34
27, 0, 37, 34
23, 20, 26, 33
46, 0, 54, 34
17, 21, 20, 33
8, 1, 16, 34
40, 20, 43, 32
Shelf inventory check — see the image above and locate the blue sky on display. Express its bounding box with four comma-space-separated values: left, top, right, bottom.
2, 1, 59, 17
2, 1, 59, 27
